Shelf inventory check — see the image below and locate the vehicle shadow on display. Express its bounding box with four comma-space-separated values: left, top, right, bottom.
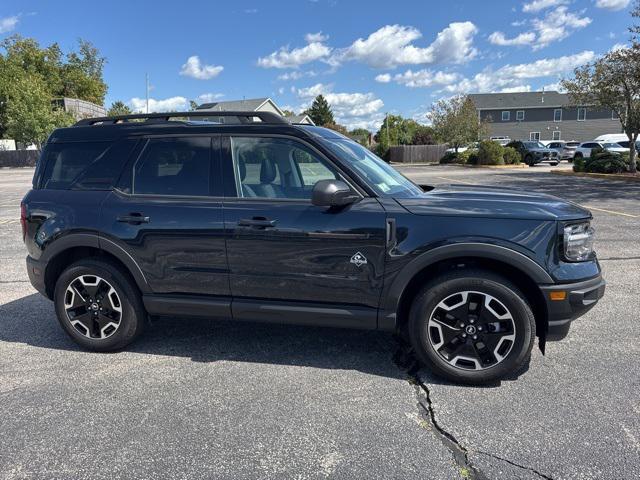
0, 293, 524, 386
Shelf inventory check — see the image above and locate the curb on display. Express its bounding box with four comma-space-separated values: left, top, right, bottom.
551, 170, 640, 183
458, 163, 527, 169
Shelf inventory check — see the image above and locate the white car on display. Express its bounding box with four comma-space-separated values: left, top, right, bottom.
574, 141, 629, 159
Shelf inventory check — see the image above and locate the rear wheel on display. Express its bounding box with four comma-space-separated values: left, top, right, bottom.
524, 154, 534, 166
408, 269, 535, 384
54, 258, 145, 351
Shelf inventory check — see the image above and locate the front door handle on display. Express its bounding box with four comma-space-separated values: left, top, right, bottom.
237, 217, 277, 228
117, 213, 150, 225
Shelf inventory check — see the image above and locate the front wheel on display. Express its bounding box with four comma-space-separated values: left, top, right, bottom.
54, 258, 146, 351
524, 154, 534, 166
408, 269, 535, 384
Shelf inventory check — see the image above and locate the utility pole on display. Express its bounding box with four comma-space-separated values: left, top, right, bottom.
385, 112, 389, 147
145, 73, 150, 114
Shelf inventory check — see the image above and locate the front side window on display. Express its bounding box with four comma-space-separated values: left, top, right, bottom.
516, 110, 525, 121
554, 109, 562, 122
577, 108, 587, 121
230, 137, 339, 199
132, 137, 210, 196
502, 111, 510, 121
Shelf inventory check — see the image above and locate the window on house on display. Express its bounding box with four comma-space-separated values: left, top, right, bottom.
552, 131, 561, 141
501, 111, 510, 121
530, 132, 541, 141
554, 109, 562, 122
516, 110, 525, 121
577, 108, 587, 121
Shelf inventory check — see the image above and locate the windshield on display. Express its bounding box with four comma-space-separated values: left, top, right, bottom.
603, 142, 623, 149
524, 141, 545, 149
320, 138, 424, 198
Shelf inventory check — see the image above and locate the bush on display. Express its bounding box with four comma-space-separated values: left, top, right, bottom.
458, 148, 478, 164
584, 152, 630, 174
477, 140, 505, 165
440, 151, 462, 164
573, 155, 585, 172
502, 146, 521, 165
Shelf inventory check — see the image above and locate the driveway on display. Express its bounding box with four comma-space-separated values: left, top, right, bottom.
1, 166, 638, 479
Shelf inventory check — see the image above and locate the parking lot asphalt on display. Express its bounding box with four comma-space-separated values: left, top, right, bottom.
1, 165, 639, 479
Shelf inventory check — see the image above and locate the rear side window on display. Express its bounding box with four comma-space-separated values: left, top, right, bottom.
40, 142, 111, 190
132, 137, 211, 196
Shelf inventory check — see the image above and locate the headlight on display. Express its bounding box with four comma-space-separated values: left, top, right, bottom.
563, 222, 595, 261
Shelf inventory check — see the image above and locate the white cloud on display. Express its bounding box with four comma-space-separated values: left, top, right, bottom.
595, 0, 630, 11
488, 31, 536, 46
339, 22, 478, 68
296, 83, 385, 130
305, 31, 328, 43
258, 41, 331, 69
531, 7, 592, 49
0, 15, 19, 33
197, 93, 224, 104
244, 8, 258, 14
442, 50, 595, 94
523, 0, 568, 13
129, 96, 189, 113
375, 73, 392, 83
179, 56, 224, 80
492, 7, 591, 50
277, 70, 317, 81
609, 42, 628, 51
386, 69, 460, 88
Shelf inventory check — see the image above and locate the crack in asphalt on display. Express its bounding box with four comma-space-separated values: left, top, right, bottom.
393, 342, 555, 480
475, 451, 555, 480
392, 344, 489, 480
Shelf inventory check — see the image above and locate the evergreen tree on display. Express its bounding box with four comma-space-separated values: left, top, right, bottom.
305, 95, 334, 126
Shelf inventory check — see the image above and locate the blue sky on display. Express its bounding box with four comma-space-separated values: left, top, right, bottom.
0, 0, 632, 130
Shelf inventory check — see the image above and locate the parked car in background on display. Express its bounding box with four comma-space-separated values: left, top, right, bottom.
506, 140, 559, 166
574, 141, 629, 160
615, 139, 640, 150
594, 134, 627, 144
445, 142, 479, 154
490, 136, 511, 146
547, 141, 580, 161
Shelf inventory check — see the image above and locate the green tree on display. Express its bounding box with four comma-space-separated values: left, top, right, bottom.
430, 95, 486, 153
561, 47, 640, 173
281, 109, 295, 117
374, 115, 420, 157
412, 125, 435, 145
349, 128, 371, 146
4, 72, 73, 148
189, 100, 199, 111
324, 122, 348, 135
305, 95, 334, 126
61, 39, 107, 105
107, 101, 132, 117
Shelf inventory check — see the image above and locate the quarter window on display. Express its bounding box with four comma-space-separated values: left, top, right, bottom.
554, 109, 562, 122
577, 108, 587, 121
230, 137, 339, 199
132, 137, 211, 196
516, 110, 525, 121
501, 111, 510, 121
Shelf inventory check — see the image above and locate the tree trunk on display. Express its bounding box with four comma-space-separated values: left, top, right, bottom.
630, 133, 638, 174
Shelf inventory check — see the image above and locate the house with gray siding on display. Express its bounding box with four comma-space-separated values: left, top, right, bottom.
469, 91, 621, 142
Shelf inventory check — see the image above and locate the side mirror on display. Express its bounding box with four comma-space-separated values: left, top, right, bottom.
312, 179, 359, 207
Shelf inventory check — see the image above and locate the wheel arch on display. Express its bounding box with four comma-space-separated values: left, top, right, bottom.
42, 234, 150, 299
382, 244, 551, 340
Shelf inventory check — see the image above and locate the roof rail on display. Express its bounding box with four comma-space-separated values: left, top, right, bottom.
74, 110, 290, 126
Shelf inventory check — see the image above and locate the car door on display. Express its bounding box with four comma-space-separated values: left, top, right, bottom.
221, 135, 387, 329
102, 135, 230, 307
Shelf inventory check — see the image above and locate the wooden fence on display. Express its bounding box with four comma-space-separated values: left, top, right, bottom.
389, 144, 448, 164
0, 150, 40, 168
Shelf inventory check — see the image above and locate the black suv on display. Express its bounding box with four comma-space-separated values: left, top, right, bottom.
506, 140, 560, 166
22, 111, 605, 384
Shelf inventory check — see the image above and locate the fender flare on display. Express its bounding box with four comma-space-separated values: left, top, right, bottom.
41, 232, 151, 294
379, 242, 552, 330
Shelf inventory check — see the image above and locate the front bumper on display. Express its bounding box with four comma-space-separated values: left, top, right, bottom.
539, 275, 606, 340
26, 255, 48, 298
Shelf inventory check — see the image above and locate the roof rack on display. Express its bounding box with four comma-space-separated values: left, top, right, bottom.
74, 110, 290, 126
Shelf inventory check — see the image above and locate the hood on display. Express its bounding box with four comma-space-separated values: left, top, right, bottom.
397, 184, 591, 221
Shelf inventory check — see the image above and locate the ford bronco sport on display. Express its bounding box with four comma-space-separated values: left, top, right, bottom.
22, 111, 605, 384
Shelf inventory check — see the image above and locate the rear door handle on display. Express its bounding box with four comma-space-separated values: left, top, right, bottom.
117, 213, 150, 225
237, 217, 277, 228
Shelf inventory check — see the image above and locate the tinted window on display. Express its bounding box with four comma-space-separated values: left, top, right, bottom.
40, 142, 111, 190
133, 137, 210, 196
230, 137, 339, 199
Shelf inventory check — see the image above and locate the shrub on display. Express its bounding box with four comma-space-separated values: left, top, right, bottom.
502, 146, 521, 165
440, 151, 463, 164
458, 148, 478, 164
584, 152, 629, 174
573, 155, 585, 172
477, 140, 505, 165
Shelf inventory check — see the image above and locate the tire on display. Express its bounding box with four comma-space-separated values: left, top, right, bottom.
54, 258, 146, 351
524, 154, 534, 166
408, 269, 535, 385
551, 162, 559, 166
